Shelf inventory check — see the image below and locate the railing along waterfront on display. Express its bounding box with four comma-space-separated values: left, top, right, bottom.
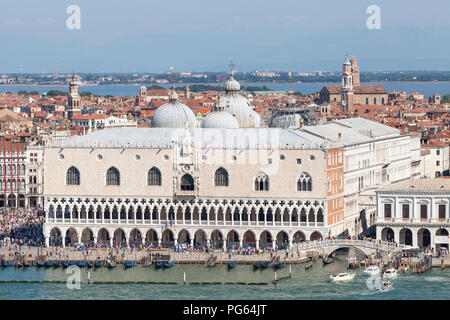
290, 239, 409, 253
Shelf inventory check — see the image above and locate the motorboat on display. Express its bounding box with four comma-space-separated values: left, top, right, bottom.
380, 280, 393, 291
383, 268, 398, 279
363, 266, 381, 276
329, 273, 355, 282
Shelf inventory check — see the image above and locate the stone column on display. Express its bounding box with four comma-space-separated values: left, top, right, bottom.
93, 236, 98, 247
272, 240, 276, 250
62, 237, 66, 248
45, 236, 50, 248
174, 237, 178, 246
255, 236, 260, 250
411, 229, 418, 247
288, 239, 293, 249
223, 239, 227, 250
239, 239, 243, 248
206, 239, 211, 248
158, 237, 162, 247
190, 238, 194, 247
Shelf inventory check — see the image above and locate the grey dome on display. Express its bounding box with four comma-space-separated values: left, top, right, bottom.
201, 110, 239, 129
151, 89, 196, 128
224, 75, 240, 92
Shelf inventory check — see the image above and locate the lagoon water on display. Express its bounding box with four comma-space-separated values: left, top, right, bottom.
1, 82, 450, 99
0, 251, 448, 300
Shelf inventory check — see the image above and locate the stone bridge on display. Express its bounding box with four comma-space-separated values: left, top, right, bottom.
290, 239, 411, 258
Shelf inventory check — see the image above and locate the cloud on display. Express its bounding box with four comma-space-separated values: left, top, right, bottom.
38, 18, 56, 24
1, 19, 24, 25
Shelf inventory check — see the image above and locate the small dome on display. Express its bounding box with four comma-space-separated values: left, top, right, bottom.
151, 96, 196, 128
224, 75, 240, 92
201, 110, 239, 129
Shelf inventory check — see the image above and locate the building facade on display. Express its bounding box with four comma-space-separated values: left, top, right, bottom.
376, 179, 449, 250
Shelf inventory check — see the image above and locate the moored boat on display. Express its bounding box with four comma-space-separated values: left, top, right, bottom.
1, 261, 11, 267
252, 262, 261, 270
62, 262, 69, 268
260, 262, 269, 269
76, 262, 86, 268
44, 261, 53, 268
383, 268, 398, 279
86, 261, 94, 268
363, 266, 381, 276
94, 261, 104, 268
154, 262, 162, 269
273, 262, 285, 269
163, 260, 174, 268
323, 256, 334, 265
329, 272, 355, 282
124, 261, 136, 269
227, 261, 237, 270
52, 261, 60, 268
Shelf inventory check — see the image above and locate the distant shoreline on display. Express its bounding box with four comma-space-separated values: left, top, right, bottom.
1, 81, 450, 87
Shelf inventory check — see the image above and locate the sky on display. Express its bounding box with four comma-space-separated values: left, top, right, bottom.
1, 0, 450, 73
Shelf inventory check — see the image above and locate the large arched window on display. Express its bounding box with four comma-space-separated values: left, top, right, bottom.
254, 173, 269, 191
180, 174, 194, 191
214, 167, 229, 187
147, 167, 161, 186
106, 167, 120, 186
297, 172, 312, 191
66, 166, 80, 185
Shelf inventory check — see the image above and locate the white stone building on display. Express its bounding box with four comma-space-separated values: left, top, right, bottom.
376, 179, 449, 250
42, 75, 346, 249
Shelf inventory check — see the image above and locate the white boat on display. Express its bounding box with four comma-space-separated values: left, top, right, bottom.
380, 280, 393, 291
363, 266, 381, 275
330, 273, 355, 282
383, 268, 398, 278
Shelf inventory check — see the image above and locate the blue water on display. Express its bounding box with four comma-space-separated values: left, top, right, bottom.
1, 82, 449, 99
0, 257, 448, 300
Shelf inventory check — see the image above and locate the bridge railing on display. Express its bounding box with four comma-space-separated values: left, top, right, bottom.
290, 239, 409, 253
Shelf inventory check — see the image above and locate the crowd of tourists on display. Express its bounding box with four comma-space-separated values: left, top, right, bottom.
0, 208, 45, 247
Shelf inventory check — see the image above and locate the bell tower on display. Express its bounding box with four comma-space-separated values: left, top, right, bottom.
341, 56, 354, 112
67, 74, 81, 119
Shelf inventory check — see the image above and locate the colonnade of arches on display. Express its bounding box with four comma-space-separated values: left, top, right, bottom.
45, 198, 326, 227
380, 226, 449, 249
47, 226, 324, 249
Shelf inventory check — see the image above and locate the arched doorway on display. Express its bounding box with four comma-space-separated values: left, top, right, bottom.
113, 228, 126, 247
129, 229, 142, 247
161, 229, 174, 248
97, 228, 110, 246
210, 230, 223, 248
418, 228, 431, 248
226, 230, 239, 248
276, 231, 289, 249
259, 230, 272, 249
243, 230, 256, 248
292, 231, 306, 243
178, 229, 191, 245
50, 227, 62, 246
194, 229, 207, 247
310, 231, 322, 241
381, 227, 395, 242
145, 229, 158, 246
65, 228, 78, 246
81, 228, 94, 246
399, 228, 412, 246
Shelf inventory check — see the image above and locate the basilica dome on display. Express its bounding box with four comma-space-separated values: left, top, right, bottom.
201, 110, 239, 129
151, 88, 196, 128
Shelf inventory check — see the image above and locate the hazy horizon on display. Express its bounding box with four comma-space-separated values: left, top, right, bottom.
1, 0, 450, 73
